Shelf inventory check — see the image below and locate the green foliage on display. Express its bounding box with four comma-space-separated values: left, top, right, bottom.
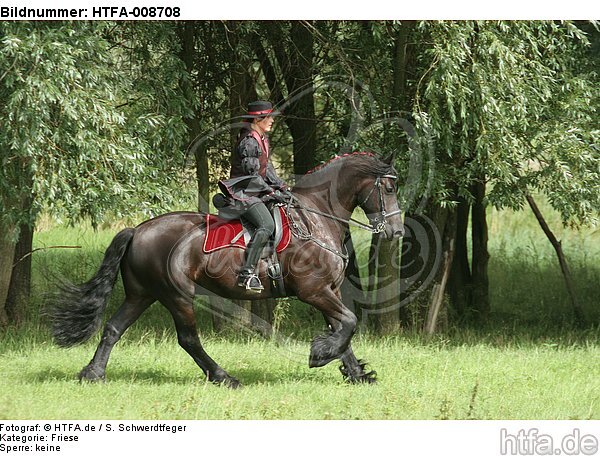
3, 21, 596, 230
0, 22, 192, 232
413, 21, 599, 226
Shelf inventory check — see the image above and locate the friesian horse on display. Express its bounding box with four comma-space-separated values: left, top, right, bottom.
50, 152, 404, 388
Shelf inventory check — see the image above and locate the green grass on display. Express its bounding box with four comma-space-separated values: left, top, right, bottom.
1, 198, 598, 420
486, 203, 600, 324
348, 199, 600, 326
1, 330, 598, 420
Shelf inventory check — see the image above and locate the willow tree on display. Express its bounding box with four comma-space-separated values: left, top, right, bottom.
403, 21, 599, 331
0, 22, 190, 325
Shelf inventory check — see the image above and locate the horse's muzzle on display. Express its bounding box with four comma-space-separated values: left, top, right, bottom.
385, 224, 404, 240
392, 228, 404, 238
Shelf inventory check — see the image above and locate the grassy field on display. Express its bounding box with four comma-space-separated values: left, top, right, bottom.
1, 331, 598, 420
0, 199, 598, 420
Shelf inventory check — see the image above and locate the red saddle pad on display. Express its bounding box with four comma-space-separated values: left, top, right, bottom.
203, 206, 291, 254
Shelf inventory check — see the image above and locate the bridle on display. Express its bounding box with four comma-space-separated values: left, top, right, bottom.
285, 174, 403, 261
357, 174, 402, 234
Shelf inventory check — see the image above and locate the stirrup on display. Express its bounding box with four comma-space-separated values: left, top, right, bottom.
238, 271, 264, 292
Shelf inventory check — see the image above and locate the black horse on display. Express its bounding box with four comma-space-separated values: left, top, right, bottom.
50, 152, 403, 388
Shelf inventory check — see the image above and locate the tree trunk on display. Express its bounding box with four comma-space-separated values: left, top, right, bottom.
231, 300, 253, 328
369, 233, 404, 332
195, 144, 210, 213
367, 233, 380, 295
448, 197, 471, 319
340, 232, 366, 322
391, 21, 415, 111
470, 180, 490, 321
398, 219, 419, 326
6, 222, 33, 324
177, 21, 210, 212
399, 204, 450, 329
251, 33, 285, 105
384, 21, 414, 332
0, 226, 18, 327
228, 24, 257, 120
424, 208, 457, 334
209, 296, 227, 333
270, 21, 317, 177
251, 298, 276, 337
226, 22, 263, 331
178, 21, 220, 328
526, 194, 585, 327
374, 237, 402, 334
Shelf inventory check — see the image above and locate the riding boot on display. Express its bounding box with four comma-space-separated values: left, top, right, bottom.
237, 227, 271, 292
237, 203, 275, 292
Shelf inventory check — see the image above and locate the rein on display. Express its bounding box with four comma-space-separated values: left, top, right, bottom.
285, 174, 401, 261
290, 201, 377, 233
290, 175, 401, 234
286, 197, 350, 263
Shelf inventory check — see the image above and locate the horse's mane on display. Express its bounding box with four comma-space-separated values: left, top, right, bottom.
304, 151, 394, 178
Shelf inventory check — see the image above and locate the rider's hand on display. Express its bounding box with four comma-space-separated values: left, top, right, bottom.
272, 190, 287, 203
261, 191, 285, 204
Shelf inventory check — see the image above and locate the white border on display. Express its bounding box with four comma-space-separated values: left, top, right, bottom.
2, 0, 599, 19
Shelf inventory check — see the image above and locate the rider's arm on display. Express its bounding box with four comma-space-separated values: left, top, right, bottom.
265, 162, 287, 191
265, 162, 287, 190
238, 136, 262, 176
237, 135, 285, 201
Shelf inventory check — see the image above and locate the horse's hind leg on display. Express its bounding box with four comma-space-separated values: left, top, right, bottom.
319, 313, 377, 384
162, 295, 240, 388
339, 345, 377, 384
79, 294, 154, 382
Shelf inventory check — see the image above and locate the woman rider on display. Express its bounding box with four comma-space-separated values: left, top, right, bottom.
216, 101, 288, 293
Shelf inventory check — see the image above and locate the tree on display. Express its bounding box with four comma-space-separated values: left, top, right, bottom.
404, 21, 599, 331
372, 21, 417, 333
259, 21, 318, 176
0, 22, 190, 325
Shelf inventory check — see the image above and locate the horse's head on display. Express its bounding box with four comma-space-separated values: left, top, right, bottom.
357, 152, 404, 240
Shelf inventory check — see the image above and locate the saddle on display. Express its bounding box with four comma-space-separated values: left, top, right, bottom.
203, 205, 291, 256
203, 205, 290, 296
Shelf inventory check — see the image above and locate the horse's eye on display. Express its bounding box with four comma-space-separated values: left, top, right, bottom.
385, 181, 395, 193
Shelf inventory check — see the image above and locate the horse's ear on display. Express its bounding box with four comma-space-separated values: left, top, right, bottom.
384, 150, 398, 165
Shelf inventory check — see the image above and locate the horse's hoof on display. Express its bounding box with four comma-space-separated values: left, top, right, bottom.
309, 354, 335, 368
211, 372, 242, 389
340, 363, 377, 384
359, 371, 378, 384
344, 372, 378, 384
223, 376, 242, 389
78, 366, 105, 383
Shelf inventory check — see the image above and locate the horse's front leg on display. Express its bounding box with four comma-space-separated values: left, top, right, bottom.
299, 289, 358, 368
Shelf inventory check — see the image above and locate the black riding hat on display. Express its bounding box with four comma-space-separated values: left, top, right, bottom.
241, 101, 282, 118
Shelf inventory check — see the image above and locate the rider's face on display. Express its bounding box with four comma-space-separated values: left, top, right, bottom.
254, 116, 275, 133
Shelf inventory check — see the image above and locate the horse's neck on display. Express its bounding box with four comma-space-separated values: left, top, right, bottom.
291, 164, 362, 246
292, 163, 359, 219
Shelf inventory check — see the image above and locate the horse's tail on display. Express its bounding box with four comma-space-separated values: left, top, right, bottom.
50, 228, 135, 347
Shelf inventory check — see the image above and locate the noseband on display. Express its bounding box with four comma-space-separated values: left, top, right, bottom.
359, 175, 402, 234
